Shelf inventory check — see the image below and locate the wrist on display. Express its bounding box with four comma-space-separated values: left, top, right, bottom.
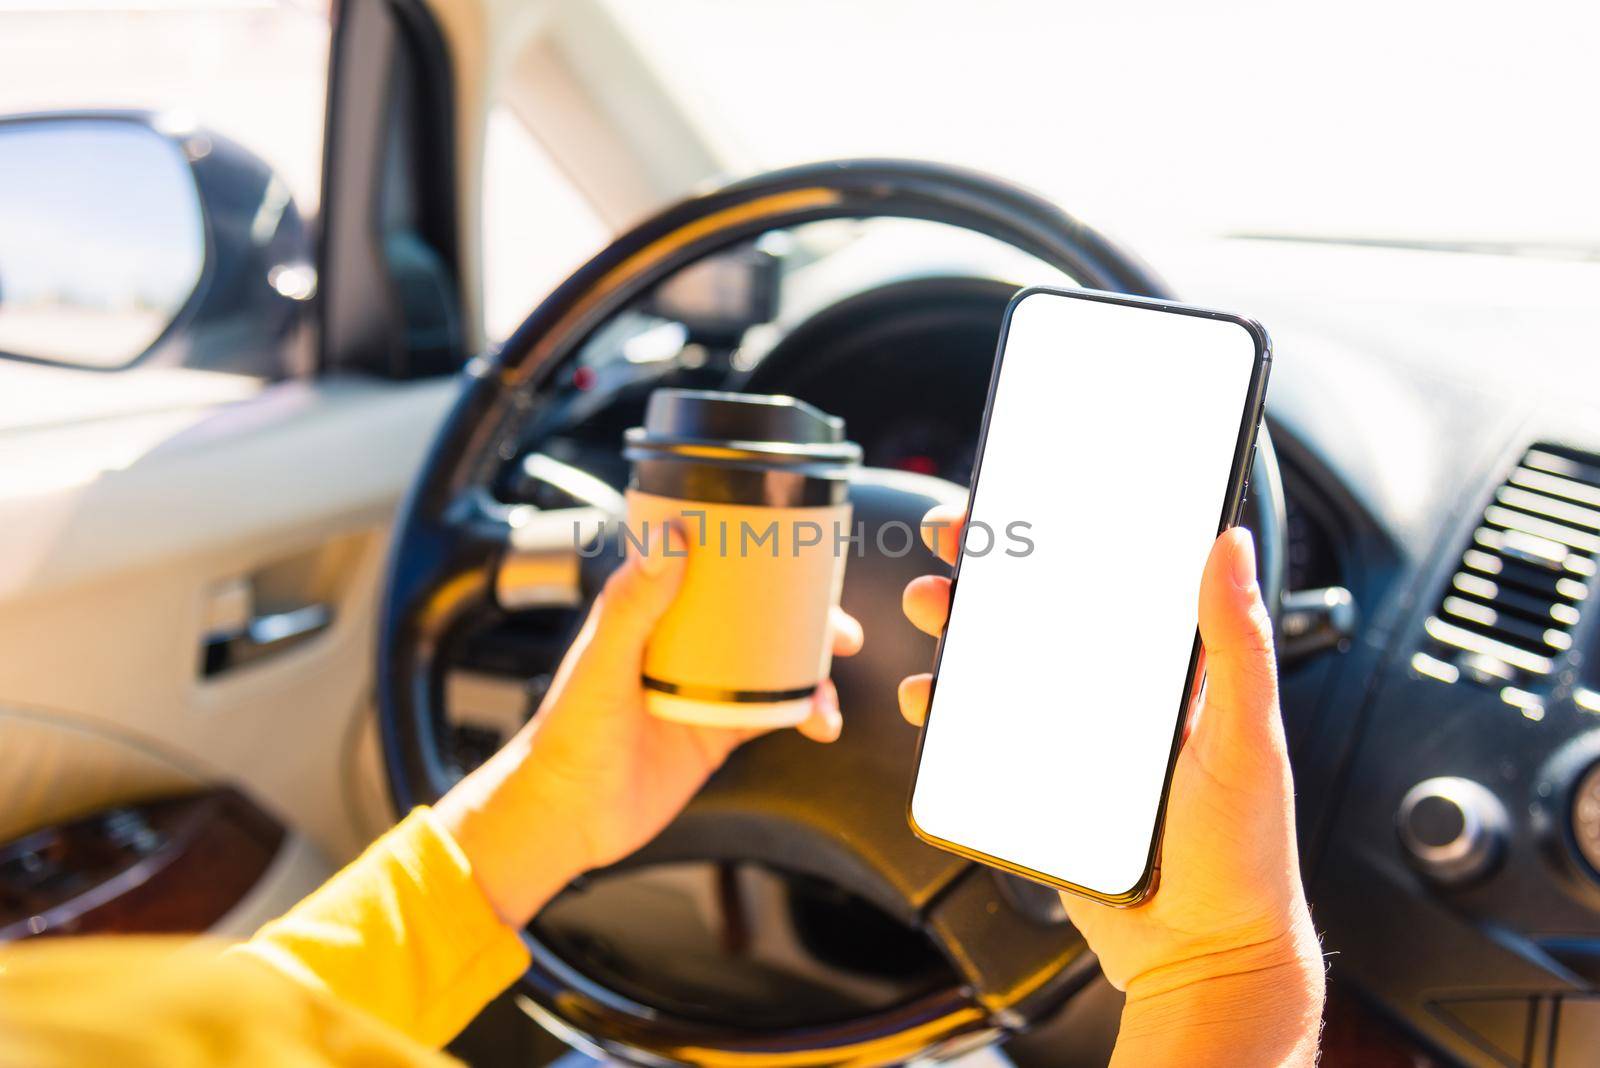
1115, 925, 1325, 1068
434, 734, 593, 929
1125, 917, 1324, 1002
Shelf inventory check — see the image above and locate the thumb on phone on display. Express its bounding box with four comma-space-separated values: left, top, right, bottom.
1191, 527, 1286, 778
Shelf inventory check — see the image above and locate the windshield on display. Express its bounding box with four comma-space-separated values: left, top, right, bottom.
611, 0, 1600, 253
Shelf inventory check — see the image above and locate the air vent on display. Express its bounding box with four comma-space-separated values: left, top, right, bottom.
1416, 446, 1600, 708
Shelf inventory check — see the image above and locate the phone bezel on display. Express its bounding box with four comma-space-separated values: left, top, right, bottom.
905, 284, 1273, 907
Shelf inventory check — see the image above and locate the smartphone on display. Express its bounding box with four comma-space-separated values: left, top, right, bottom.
907, 286, 1271, 906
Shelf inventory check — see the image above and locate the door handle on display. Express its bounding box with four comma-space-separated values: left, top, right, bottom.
201, 602, 332, 677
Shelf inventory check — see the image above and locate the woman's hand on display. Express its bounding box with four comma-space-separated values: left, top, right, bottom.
438, 523, 862, 928
900, 505, 1324, 1067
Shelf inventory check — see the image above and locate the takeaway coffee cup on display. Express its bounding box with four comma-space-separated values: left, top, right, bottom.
623, 389, 861, 728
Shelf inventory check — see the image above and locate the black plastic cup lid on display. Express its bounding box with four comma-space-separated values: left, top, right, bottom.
625, 389, 861, 468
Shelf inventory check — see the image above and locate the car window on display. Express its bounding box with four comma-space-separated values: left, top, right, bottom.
481, 105, 611, 342
0, 1, 329, 374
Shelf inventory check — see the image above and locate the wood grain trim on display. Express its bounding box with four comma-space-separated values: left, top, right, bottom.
0, 787, 284, 940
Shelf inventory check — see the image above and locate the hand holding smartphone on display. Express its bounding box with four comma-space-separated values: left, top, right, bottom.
907, 287, 1271, 905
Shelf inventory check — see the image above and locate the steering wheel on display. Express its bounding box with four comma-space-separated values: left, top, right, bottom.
378, 159, 1287, 1065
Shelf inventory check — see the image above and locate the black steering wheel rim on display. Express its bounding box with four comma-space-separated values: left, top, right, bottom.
378, 159, 1287, 1065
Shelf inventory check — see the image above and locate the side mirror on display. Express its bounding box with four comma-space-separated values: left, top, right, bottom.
0, 112, 313, 375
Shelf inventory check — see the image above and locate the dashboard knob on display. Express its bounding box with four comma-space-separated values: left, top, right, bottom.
1568, 761, 1600, 879
1396, 777, 1508, 885
1530, 733, 1600, 907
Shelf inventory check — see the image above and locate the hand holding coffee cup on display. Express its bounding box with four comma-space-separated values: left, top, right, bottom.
624, 389, 861, 729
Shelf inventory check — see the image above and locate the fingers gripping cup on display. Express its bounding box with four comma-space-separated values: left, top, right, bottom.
624, 389, 861, 729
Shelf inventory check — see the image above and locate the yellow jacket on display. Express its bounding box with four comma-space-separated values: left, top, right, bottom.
0, 809, 531, 1066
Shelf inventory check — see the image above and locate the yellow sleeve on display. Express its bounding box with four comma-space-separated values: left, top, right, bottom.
231, 806, 532, 1049
0, 936, 459, 1068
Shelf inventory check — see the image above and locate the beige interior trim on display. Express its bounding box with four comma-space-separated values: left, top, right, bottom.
0, 705, 201, 843
0, 375, 457, 865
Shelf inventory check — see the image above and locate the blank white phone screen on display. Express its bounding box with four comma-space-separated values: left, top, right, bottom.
911, 290, 1261, 898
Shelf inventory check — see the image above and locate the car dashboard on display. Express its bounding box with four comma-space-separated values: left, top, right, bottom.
1170, 237, 1600, 1066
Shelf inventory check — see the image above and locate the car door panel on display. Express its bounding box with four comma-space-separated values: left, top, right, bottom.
0, 373, 457, 926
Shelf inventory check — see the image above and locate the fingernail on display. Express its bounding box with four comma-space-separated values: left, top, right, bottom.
1230, 529, 1258, 590
820, 692, 843, 740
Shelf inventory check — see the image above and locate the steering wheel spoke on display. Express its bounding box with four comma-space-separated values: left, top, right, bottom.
923, 867, 1093, 1022
449, 452, 627, 613
493, 504, 612, 611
